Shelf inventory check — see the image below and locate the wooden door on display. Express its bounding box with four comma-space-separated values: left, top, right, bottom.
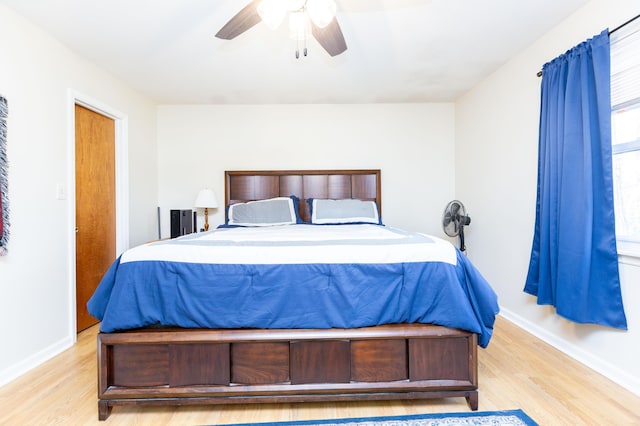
75, 104, 116, 332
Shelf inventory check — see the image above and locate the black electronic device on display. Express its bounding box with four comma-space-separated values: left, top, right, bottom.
170, 209, 193, 238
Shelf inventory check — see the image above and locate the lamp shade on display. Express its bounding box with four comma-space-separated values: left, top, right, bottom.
257, 0, 287, 30
306, 0, 336, 28
194, 189, 218, 209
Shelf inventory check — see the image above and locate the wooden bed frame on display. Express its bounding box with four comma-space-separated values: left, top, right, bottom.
96, 170, 479, 421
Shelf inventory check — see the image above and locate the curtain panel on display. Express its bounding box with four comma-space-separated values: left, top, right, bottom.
524, 30, 627, 329
0, 95, 8, 256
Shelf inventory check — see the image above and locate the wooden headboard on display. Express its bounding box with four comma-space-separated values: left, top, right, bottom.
225, 170, 381, 223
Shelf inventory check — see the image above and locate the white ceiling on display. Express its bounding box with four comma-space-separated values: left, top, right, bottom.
1, 0, 590, 104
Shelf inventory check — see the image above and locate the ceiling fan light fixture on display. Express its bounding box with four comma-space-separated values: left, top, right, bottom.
257, 0, 288, 30
217, 0, 345, 58
306, 0, 336, 28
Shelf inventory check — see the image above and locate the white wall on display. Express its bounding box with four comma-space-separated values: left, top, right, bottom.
455, 0, 640, 395
156, 104, 456, 238
0, 4, 157, 386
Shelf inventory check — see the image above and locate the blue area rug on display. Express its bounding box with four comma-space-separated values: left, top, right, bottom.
227, 409, 538, 426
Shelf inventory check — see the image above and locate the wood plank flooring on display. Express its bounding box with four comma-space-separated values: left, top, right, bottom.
0, 316, 638, 425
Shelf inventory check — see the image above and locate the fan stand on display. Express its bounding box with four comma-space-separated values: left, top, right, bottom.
459, 226, 466, 252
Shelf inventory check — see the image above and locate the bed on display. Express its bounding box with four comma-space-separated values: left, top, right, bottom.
89, 169, 499, 421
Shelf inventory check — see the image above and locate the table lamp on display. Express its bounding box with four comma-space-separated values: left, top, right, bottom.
194, 188, 218, 231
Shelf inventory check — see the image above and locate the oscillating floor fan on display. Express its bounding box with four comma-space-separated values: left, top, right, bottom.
442, 200, 471, 251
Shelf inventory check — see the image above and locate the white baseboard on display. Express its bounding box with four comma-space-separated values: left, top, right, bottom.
0, 335, 74, 388
498, 308, 640, 397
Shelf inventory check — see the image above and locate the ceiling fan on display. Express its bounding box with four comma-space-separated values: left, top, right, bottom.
215, 0, 347, 58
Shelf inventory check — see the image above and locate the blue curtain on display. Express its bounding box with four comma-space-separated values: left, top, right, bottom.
524, 30, 627, 329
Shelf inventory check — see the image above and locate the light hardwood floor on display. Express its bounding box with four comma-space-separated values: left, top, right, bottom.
0, 316, 638, 425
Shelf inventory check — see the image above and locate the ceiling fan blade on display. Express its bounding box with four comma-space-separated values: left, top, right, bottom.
311, 17, 347, 57
215, 0, 262, 40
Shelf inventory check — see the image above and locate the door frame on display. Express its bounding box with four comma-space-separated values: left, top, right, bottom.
66, 89, 129, 340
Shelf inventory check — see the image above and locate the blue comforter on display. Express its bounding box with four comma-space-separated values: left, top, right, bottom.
88, 224, 499, 347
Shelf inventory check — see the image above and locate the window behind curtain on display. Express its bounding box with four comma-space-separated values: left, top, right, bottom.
611, 17, 640, 254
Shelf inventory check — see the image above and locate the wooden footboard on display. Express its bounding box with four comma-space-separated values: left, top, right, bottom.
97, 324, 478, 420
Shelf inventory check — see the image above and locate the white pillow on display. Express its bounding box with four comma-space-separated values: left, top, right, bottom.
311, 199, 380, 225
228, 197, 298, 227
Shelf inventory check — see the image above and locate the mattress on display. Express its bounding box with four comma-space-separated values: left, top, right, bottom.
88, 224, 499, 347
